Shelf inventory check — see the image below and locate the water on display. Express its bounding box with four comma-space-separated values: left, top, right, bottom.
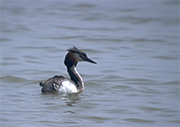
0, 0, 179, 127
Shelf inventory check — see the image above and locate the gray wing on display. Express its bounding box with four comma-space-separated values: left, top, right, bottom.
39, 75, 66, 93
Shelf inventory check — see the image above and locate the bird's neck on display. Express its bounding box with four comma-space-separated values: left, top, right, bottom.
67, 66, 84, 91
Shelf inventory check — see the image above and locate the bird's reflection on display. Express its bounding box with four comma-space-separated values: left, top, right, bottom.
41, 91, 82, 107
61, 92, 81, 106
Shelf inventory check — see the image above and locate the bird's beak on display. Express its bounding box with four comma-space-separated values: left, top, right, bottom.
86, 57, 97, 64
82, 56, 97, 64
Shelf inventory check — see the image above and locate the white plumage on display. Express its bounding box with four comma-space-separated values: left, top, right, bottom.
58, 80, 78, 93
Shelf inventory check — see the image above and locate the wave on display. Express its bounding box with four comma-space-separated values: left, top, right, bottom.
1, 75, 29, 83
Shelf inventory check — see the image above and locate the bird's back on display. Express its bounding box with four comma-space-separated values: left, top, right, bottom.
39, 75, 78, 93
40, 75, 65, 93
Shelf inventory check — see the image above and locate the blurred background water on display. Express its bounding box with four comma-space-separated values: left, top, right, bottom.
0, 0, 179, 127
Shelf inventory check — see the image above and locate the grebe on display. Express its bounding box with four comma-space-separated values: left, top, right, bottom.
39, 46, 96, 93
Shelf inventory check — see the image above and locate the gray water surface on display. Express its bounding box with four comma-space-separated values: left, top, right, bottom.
0, 1, 179, 127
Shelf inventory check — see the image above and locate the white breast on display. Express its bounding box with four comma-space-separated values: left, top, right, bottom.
58, 80, 78, 93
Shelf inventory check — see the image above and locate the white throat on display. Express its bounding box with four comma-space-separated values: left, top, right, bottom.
68, 66, 84, 91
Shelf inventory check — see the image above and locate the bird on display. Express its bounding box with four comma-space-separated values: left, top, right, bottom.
39, 46, 96, 94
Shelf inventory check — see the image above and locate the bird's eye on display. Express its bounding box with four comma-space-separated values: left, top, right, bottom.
80, 54, 87, 61
80, 55, 84, 59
